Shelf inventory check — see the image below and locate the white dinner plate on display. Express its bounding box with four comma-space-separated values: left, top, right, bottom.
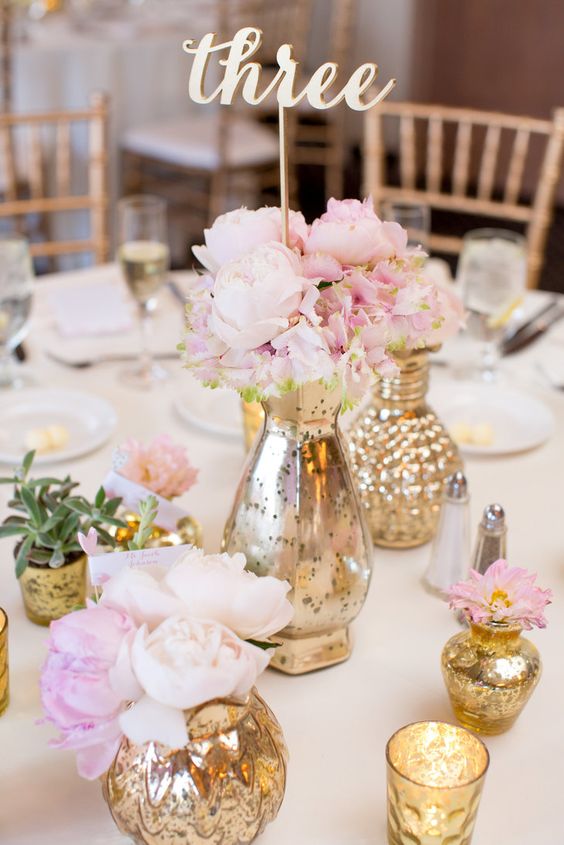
0, 389, 117, 465
430, 383, 555, 456
173, 375, 243, 440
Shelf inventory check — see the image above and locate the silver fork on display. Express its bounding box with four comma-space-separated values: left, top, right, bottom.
46, 350, 179, 369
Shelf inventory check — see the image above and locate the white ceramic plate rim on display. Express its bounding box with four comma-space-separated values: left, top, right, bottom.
173, 389, 242, 440
0, 388, 118, 465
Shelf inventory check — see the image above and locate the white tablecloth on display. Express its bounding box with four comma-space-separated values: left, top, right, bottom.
1, 265, 564, 844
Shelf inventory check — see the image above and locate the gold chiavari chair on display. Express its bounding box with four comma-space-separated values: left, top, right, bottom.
121, 0, 313, 236
293, 0, 357, 202
364, 102, 564, 288
0, 0, 12, 113
0, 92, 109, 266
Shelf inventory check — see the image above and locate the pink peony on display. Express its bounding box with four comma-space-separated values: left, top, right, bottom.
119, 434, 198, 499
193, 206, 309, 271
304, 197, 407, 267
210, 242, 309, 350
448, 559, 552, 630
40, 603, 137, 779
118, 617, 271, 748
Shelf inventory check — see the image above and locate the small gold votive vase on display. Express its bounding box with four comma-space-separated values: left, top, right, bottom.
0, 609, 8, 716
386, 721, 489, 845
441, 622, 541, 735
114, 512, 203, 549
18, 556, 87, 626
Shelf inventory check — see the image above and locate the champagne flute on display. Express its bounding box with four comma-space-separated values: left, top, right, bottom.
0, 237, 34, 389
117, 195, 170, 389
381, 200, 431, 252
457, 228, 527, 382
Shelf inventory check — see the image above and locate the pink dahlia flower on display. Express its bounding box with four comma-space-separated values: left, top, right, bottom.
40, 603, 137, 779
119, 434, 199, 499
448, 559, 552, 630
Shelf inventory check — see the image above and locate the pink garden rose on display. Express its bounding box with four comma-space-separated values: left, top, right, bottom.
304, 197, 407, 267
118, 434, 199, 499
448, 559, 552, 629
118, 617, 271, 748
165, 548, 294, 640
40, 604, 136, 779
210, 242, 310, 350
193, 206, 309, 271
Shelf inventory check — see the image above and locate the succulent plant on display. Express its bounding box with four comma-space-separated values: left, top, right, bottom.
0, 451, 126, 577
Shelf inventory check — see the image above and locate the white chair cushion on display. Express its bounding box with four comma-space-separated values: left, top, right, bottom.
122, 114, 279, 170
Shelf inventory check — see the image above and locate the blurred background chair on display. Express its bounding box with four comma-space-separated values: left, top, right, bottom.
0, 91, 110, 269
364, 102, 564, 288
0, 0, 12, 113
121, 0, 313, 264
293, 0, 357, 204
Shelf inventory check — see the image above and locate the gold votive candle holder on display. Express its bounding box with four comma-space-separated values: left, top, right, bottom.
0, 609, 8, 716
386, 721, 489, 845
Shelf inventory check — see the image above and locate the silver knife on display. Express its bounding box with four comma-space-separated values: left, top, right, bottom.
501, 303, 564, 355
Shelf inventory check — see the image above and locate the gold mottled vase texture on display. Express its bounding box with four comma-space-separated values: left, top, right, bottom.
442, 622, 541, 734
386, 721, 489, 845
102, 689, 287, 845
241, 400, 265, 450
114, 511, 203, 549
18, 555, 87, 626
0, 609, 8, 717
348, 349, 462, 548
223, 382, 373, 674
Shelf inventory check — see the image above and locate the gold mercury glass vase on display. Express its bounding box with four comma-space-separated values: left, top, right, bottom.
114, 512, 203, 549
102, 689, 287, 845
18, 555, 87, 626
223, 382, 373, 675
348, 348, 462, 548
441, 621, 542, 735
241, 400, 265, 450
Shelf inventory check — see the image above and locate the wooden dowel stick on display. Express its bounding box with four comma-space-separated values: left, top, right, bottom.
279, 102, 290, 247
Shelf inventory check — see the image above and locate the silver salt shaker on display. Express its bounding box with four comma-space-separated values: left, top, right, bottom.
471, 503, 508, 575
423, 471, 471, 598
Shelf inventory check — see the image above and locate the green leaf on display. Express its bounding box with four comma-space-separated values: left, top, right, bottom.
19, 485, 43, 527
27, 549, 52, 564
49, 547, 66, 568
94, 487, 105, 509
60, 512, 80, 543
95, 526, 116, 548
96, 515, 127, 528
27, 477, 63, 488
103, 497, 122, 517
246, 638, 279, 650
0, 476, 16, 485
35, 533, 56, 549
21, 450, 35, 478
317, 280, 334, 290
64, 498, 92, 517
15, 536, 33, 578
0, 523, 29, 538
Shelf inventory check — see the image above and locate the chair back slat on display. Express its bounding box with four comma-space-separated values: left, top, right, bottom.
56, 122, 71, 197
504, 127, 530, 204
0, 92, 109, 265
399, 115, 416, 189
426, 115, 443, 192
477, 124, 501, 200
452, 121, 472, 196
365, 102, 564, 287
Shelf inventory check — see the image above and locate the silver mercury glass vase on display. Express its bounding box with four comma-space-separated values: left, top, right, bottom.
222, 382, 373, 675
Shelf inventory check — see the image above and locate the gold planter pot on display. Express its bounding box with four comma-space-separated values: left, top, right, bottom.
102, 688, 287, 845
18, 555, 87, 626
348, 348, 462, 548
223, 382, 373, 675
441, 622, 541, 735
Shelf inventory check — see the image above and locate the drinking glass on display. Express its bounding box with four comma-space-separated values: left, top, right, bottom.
457, 228, 527, 382
117, 195, 170, 389
381, 201, 431, 252
0, 237, 34, 389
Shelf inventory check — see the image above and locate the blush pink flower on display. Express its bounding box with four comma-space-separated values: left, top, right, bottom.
193, 206, 308, 271
304, 197, 407, 267
119, 434, 199, 499
40, 603, 137, 780
448, 559, 552, 629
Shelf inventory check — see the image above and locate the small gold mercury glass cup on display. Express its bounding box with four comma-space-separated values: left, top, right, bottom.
386, 721, 489, 845
0, 608, 8, 716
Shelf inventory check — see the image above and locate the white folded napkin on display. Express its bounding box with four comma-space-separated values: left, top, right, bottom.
48, 281, 133, 338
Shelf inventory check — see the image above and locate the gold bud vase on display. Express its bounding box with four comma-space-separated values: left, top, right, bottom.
441, 622, 542, 735
102, 689, 287, 845
223, 382, 373, 675
348, 348, 462, 548
18, 555, 87, 626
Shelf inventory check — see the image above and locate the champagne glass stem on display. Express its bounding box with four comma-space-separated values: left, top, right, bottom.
481, 340, 499, 382
0, 346, 14, 389
138, 305, 154, 381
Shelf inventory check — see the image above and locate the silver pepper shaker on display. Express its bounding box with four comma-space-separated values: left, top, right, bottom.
471, 504, 508, 575
423, 471, 471, 598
